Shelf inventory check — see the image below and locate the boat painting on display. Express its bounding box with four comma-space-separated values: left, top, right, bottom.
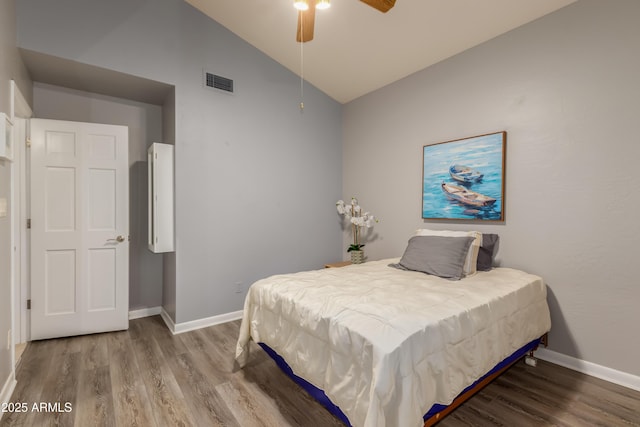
423, 131, 505, 221
441, 182, 496, 207
449, 164, 483, 183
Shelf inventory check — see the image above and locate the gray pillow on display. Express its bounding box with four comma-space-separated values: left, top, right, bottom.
391, 235, 474, 280
477, 234, 499, 271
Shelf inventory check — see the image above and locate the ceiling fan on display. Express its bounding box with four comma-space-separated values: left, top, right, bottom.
295, 0, 397, 42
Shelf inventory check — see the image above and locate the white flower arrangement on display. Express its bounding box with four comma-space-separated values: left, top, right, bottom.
336, 197, 378, 252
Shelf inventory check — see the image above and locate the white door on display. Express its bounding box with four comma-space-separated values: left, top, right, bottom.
30, 119, 129, 340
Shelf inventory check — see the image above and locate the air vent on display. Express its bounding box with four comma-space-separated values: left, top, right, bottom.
205, 72, 234, 93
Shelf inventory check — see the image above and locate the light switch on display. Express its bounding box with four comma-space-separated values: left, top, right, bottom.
0, 198, 7, 218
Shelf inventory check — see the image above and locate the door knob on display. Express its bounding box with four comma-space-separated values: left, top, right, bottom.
107, 235, 128, 243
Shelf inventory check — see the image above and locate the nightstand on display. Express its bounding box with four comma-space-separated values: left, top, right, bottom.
324, 261, 352, 268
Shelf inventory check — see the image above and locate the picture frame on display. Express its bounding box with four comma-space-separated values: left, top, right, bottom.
422, 131, 506, 221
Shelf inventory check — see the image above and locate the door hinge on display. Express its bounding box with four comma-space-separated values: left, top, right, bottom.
27, 299, 31, 310
27, 218, 31, 229
26, 138, 31, 148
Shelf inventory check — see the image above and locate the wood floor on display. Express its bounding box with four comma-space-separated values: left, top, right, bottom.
2, 316, 639, 427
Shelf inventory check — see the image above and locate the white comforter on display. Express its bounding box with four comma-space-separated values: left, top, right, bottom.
235, 259, 551, 427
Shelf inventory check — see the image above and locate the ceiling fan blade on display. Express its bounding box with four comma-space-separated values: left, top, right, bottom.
296, 3, 315, 43
360, 0, 396, 13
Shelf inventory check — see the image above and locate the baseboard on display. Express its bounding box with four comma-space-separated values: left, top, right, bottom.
160, 308, 243, 335
128, 306, 162, 320
535, 348, 640, 392
0, 371, 17, 420
160, 308, 177, 333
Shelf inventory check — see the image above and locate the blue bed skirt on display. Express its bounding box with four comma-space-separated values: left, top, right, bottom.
259, 337, 542, 426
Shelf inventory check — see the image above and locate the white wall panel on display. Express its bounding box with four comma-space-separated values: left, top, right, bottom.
45, 130, 75, 156
88, 134, 116, 161
45, 250, 76, 315
88, 248, 116, 311
45, 167, 75, 231
88, 168, 116, 230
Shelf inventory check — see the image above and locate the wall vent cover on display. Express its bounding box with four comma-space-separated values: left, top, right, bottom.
205, 72, 234, 93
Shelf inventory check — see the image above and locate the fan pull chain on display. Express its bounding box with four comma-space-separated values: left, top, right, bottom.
299, 10, 304, 112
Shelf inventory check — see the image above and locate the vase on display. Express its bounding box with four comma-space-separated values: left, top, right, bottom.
350, 250, 364, 264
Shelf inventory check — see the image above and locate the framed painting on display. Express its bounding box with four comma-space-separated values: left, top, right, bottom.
422, 131, 506, 221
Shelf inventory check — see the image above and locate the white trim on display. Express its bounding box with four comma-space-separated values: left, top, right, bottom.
128, 306, 162, 320
11, 80, 33, 347
0, 372, 17, 419
160, 308, 176, 333
160, 308, 243, 335
536, 348, 640, 392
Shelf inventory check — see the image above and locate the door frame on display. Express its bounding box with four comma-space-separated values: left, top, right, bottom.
11, 81, 33, 359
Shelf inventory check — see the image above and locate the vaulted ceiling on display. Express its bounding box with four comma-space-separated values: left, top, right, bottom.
185, 0, 576, 103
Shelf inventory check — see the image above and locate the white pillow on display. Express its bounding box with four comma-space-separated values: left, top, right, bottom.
415, 229, 482, 277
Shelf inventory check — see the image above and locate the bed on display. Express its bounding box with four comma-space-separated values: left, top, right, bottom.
235, 235, 551, 427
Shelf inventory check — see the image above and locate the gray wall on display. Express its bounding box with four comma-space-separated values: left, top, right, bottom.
0, 0, 32, 400
343, 0, 640, 376
32, 82, 164, 310
17, 0, 343, 324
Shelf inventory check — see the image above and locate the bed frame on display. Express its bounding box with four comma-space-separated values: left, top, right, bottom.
423, 333, 548, 426
259, 333, 548, 427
